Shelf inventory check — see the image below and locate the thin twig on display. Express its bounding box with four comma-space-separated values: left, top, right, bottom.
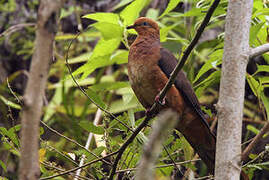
0, 23, 35, 37
41, 161, 92, 180
241, 121, 269, 162
115, 159, 201, 173
108, 0, 220, 179
39, 151, 118, 180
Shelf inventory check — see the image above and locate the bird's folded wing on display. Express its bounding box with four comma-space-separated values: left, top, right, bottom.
158, 48, 212, 132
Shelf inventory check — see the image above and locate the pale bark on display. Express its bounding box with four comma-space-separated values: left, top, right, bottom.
215, 0, 253, 179
19, 0, 62, 179
135, 110, 178, 180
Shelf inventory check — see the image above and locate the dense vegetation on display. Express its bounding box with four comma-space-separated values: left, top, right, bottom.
0, 0, 268, 179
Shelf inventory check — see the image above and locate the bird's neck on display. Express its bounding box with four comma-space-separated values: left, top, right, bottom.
132, 34, 160, 48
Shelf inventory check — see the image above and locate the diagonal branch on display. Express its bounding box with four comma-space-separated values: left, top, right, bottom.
108, 0, 220, 179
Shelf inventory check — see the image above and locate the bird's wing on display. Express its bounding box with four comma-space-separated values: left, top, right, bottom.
158, 48, 211, 130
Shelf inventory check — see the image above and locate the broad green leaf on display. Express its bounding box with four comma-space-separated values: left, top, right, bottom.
110, 50, 129, 64
90, 82, 129, 92
0, 95, 21, 109
91, 38, 121, 59
254, 65, 269, 75
159, 0, 181, 18
83, 13, 119, 25
79, 121, 105, 135
193, 49, 223, 83
67, 52, 92, 64
72, 38, 121, 78
249, 22, 264, 45
0, 160, 7, 173
120, 0, 147, 25
182, 8, 203, 17
86, 88, 107, 109
93, 22, 123, 40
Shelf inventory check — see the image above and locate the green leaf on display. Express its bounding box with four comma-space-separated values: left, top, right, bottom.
110, 50, 129, 64
0, 95, 21, 109
86, 88, 107, 109
93, 22, 123, 40
254, 65, 269, 75
67, 52, 91, 64
159, 0, 181, 18
247, 125, 260, 135
72, 38, 121, 78
83, 13, 119, 25
249, 22, 264, 45
193, 49, 223, 83
246, 74, 263, 97
160, 25, 175, 42
195, 70, 221, 97
0, 160, 7, 173
79, 121, 105, 135
120, 0, 147, 25
91, 38, 121, 59
90, 82, 129, 92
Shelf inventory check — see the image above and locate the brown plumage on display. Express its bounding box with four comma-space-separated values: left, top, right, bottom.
127, 17, 216, 174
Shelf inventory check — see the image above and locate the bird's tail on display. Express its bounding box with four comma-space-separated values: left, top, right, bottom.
176, 112, 249, 180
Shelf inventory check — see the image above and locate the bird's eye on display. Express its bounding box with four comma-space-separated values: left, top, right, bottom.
142, 22, 149, 26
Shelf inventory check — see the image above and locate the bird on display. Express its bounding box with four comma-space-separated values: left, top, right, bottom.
127, 17, 217, 174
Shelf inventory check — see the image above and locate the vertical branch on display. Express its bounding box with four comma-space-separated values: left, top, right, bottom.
19, 0, 62, 179
215, 0, 253, 179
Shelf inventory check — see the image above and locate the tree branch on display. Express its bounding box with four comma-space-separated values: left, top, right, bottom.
249, 43, 269, 59
135, 110, 179, 180
241, 121, 269, 162
108, 0, 220, 179
19, 1, 62, 179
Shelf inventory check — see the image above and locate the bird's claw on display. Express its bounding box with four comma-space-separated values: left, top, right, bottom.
155, 95, 166, 106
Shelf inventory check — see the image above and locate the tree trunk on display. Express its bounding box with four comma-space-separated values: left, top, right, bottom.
19, 0, 62, 179
215, 0, 253, 179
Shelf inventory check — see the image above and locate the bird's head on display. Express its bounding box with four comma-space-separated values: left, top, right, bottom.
127, 17, 160, 38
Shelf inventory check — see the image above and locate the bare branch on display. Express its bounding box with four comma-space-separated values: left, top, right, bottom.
249, 43, 269, 58
135, 110, 179, 180
242, 121, 269, 162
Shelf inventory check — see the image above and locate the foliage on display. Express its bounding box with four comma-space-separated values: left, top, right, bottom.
0, 0, 268, 179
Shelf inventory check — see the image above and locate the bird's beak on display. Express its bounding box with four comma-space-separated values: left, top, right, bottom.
127, 25, 135, 29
